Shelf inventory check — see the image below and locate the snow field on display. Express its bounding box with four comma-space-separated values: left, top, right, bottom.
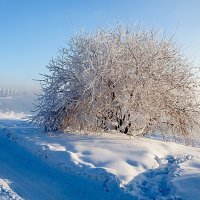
0, 119, 200, 199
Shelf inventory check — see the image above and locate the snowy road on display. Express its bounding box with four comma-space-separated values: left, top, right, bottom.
0, 132, 130, 200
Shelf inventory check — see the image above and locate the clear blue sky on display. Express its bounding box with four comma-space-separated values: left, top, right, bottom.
1, 0, 200, 91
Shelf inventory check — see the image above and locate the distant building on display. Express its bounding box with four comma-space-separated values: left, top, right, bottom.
0, 89, 18, 97
0, 89, 3, 96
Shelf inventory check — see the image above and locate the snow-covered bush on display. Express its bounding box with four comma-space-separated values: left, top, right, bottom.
33, 24, 200, 137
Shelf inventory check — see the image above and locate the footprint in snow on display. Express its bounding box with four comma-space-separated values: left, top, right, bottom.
125, 155, 193, 199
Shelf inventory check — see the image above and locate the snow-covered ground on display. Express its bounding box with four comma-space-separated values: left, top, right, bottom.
0, 117, 200, 199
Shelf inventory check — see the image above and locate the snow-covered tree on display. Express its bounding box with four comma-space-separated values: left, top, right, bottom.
32, 24, 200, 137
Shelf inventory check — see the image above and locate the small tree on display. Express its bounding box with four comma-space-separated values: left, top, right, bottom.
33, 24, 200, 137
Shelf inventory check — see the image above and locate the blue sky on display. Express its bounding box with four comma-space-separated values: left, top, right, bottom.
1, 0, 200, 91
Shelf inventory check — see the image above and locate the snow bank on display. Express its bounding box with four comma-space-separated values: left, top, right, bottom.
0, 119, 200, 199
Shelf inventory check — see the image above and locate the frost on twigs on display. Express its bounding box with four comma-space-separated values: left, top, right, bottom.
32, 24, 200, 138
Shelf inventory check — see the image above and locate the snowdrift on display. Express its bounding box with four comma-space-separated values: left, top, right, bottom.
0, 119, 200, 199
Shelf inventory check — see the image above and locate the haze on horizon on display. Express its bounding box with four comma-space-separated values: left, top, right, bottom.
1, 0, 200, 92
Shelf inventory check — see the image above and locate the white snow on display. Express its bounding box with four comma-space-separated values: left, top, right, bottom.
0, 111, 29, 120
172, 157, 200, 199
0, 118, 200, 199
